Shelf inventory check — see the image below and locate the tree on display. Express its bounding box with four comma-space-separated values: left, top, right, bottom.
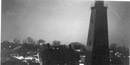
110, 43, 117, 51
109, 43, 129, 65
1, 40, 11, 49
70, 42, 86, 50
70, 42, 87, 56
26, 37, 35, 44
37, 39, 45, 45
13, 38, 20, 44
12, 38, 22, 48
22, 37, 38, 52
23, 40, 28, 44
80, 44, 87, 52
52, 40, 61, 46
121, 46, 129, 57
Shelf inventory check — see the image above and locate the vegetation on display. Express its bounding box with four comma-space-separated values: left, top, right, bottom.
1, 37, 129, 65
109, 43, 129, 65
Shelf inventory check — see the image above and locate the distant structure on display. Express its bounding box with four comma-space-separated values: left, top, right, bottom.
40, 44, 80, 65
85, 0, 110, 65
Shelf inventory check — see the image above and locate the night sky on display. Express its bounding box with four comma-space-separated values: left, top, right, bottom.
2, 0, 130, 48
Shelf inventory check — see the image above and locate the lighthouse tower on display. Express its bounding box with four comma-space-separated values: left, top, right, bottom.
86, 1, 110, 65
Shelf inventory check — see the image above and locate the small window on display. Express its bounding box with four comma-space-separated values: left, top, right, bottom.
91, 19, 93, 24
88, 41, 91, 46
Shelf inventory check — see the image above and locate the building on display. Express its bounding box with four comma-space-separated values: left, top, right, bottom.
40, 44, 80, 65
85, 1, 110, 65
1, 49, 27, 65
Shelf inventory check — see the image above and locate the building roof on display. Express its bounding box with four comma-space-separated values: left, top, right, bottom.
41, 46, 80, 61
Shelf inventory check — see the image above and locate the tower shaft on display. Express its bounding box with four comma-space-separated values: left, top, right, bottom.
86, 1, 110, 65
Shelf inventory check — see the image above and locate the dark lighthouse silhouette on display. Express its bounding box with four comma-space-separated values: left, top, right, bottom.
85, 0, 110, 65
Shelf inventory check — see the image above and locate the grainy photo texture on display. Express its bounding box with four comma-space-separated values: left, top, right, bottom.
1, 0, 129, 65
